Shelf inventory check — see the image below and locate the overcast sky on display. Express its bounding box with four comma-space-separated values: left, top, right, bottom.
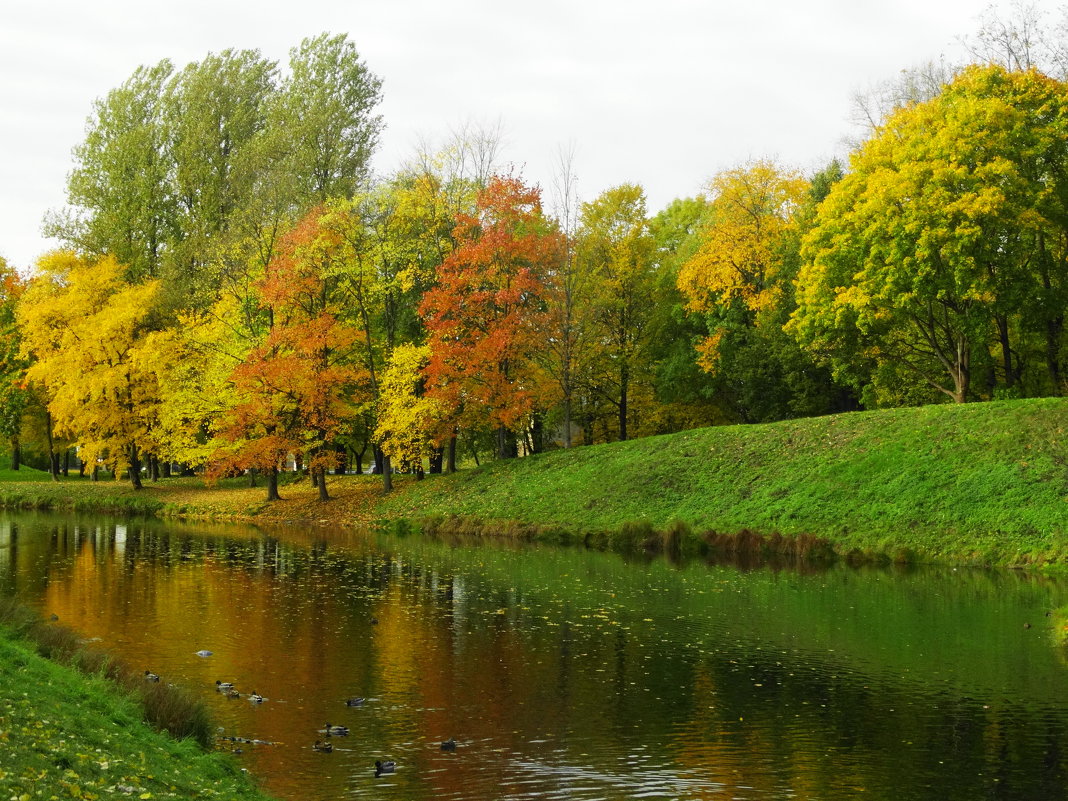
0, 0, 1047, 269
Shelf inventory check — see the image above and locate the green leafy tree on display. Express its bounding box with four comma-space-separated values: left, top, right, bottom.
793, 65, 1068, 404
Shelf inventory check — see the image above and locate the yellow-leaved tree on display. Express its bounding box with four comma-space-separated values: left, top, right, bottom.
18, 251, 161, 488
375, 344, 443, 473
677, 161, 806, 373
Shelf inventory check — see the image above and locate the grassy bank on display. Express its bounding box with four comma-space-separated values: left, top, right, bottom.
377, 398, 1068, 566
0, 398, 1065, 566
0, 603, 272, 801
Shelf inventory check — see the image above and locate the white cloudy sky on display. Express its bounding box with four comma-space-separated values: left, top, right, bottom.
0, 0, 1045, 268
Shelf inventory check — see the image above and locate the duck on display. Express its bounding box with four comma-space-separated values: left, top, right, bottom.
323, 723, 349, 736
247, 691, 264, 703
143, 671, 161, 682
440, 738, 457, 751
223, 688, 242, 699
215, 680, 235, 690
313, 740, 333, 753
374, 760, 396, 776
345, 697, 365, 707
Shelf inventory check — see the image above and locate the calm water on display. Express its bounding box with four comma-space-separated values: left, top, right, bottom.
2, 511, 1068, 800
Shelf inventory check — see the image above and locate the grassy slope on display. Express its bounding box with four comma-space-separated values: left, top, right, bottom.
378, 398, 1068, 564
0, 628, 271, 801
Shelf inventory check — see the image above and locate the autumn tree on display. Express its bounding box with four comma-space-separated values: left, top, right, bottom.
212, 211, 362, 501
420, 174, 561, 459
375, 344, 444, 472
18, 252, 161, 488
0, 258, 28, 470
793, 65, 1068, 404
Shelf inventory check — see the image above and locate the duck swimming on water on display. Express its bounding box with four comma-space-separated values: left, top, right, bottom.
144, 671, 160, 682
313, 740, 333, 753
324, 723, 349, 736
374, 760, 395, 776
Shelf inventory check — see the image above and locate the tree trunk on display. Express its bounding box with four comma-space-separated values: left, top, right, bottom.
530, 413, 545, 455
9, 436, 19, 471
381, 453, 393, 493
62, 449, 70, 477
429, 446, 444, 474
372, 447, 384, 474
334, 443, 347, 475
128, 445, 143, 490
92, 464, 99, 482
447, 436, 457, 473
78, 457, 86, 477
996, 314, 1015, 388
618, 363, 629, 441
248, 468, 257, 488
353, 450, 363, 476
150, 455, 160, 482
317, 467, 330, 501
1047, 314, 1064, 393
266, 467, 281, 501
45, 412, 58, 482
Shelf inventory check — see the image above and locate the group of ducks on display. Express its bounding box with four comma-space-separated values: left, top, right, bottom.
215, 680, 263, 702
145, 671, 455, 777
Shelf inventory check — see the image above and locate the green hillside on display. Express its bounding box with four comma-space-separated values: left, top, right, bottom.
377, 398, 1068, 566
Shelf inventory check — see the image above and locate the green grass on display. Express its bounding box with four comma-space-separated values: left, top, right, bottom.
377, 398, 1068, 566
0, 610, 272, 801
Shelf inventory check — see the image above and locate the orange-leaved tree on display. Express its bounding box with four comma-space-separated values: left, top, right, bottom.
213, 209, 362, 501
420, 174, 561, 459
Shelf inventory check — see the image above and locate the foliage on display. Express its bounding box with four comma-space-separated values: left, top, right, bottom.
375, 344, 444, 470
420, 174, 562, 452
793, 65, 1068, 404
212, 209, 362, 488
18, 252, 161, 486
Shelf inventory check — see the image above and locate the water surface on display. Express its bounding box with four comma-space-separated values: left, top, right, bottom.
1, 512, 1067, 800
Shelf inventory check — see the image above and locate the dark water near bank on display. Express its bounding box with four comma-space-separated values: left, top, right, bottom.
2, 511, 1068, 800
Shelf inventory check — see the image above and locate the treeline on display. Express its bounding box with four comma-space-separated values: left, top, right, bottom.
1, 10, 1067, 496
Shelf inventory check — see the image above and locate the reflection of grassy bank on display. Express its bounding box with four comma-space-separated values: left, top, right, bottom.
0, 601, 272, 800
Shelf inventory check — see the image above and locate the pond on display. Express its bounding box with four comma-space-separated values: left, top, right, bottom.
2, 511, 1068, 800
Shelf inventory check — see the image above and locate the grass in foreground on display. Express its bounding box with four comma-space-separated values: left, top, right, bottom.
0, 606, 271, 801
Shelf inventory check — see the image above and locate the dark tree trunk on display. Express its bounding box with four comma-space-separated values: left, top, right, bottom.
266, 467, 281, 501
62, 449, 70, 477
91, 464, 99, 482
996, 314, 1015, 388
248, 468, 257, 488
78, 457, 86, 477
128, 445, 143, 490
353, 450, 363, 476
618, 364, 629, 441
45, 412, 58, 482
149, 455, 160, 482
530, 413, 545, 455
293, 452, 303, 474
381, 453, 392, 493
447, 436, 457, 473
1047, 314, 1064, 393
497, 426, 518, 459
429, 446, 444, 474
162, 461, 171, 478
317, 467, 330, 501
372, 447, 384, 474
9, 436, 19, 471
334, 443, 347, 475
